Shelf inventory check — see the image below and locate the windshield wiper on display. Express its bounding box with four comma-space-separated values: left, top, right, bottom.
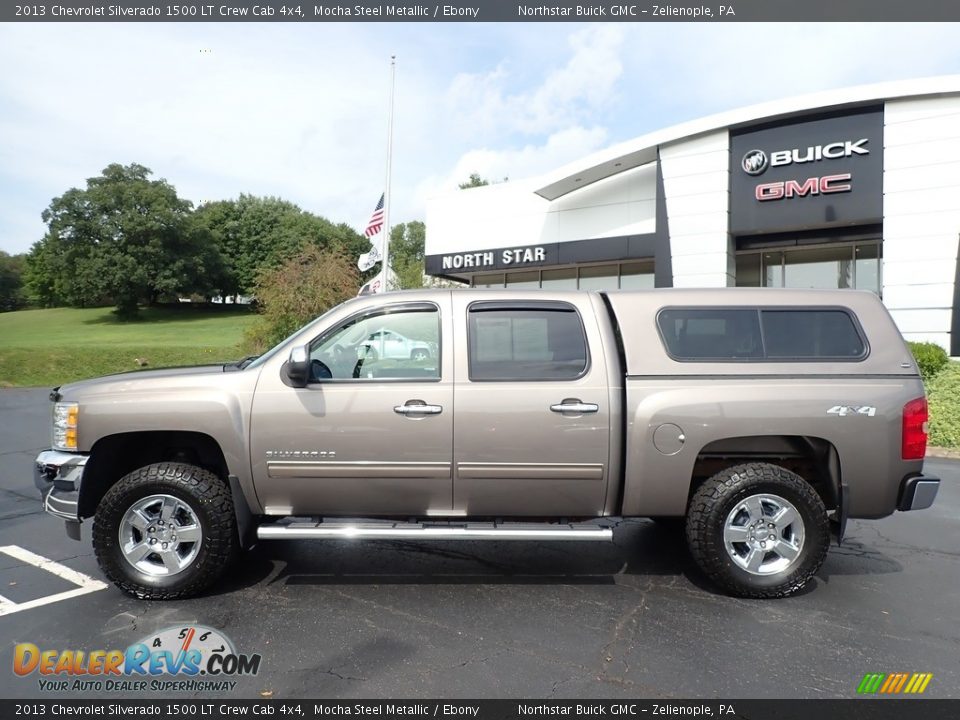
224, 355, 259, 372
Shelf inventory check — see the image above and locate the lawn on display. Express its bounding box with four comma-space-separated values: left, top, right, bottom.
0, 306, 257, 387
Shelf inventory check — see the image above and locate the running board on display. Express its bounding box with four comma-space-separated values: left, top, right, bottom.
256, 519, 614, 542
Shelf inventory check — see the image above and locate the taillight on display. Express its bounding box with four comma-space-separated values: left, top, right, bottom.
902, 397, 928, 460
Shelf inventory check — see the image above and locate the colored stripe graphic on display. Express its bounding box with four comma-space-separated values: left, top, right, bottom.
857, 672, 932, 694
857, 673, 885, 694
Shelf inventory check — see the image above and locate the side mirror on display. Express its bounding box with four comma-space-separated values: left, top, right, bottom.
285, 345, 310, 388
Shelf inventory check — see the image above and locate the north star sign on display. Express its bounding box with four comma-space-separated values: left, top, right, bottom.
441, 246, 547, 270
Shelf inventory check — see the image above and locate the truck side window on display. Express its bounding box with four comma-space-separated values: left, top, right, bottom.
309, 306, 440, 381
467, 304, 588, 381
657, 309, 763, 360
657, 307, 868, 361
761, 310, 866, 359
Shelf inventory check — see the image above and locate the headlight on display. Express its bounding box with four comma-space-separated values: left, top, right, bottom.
53, 401, 79, 451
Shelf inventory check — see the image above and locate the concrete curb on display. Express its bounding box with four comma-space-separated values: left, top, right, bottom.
926, 446, 960, 459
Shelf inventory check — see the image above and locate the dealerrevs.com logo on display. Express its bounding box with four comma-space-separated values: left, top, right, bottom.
741, 149, 768, 175
13, 625, 261, 693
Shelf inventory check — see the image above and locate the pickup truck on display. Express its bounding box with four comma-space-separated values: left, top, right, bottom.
34, 288, 940, 600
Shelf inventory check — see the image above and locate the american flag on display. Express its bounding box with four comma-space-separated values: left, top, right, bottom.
364, 194, 385, 237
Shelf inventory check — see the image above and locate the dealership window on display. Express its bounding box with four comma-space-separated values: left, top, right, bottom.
620, 261, 656, 289
735, 242, 881, 295
578, 265, 619, 290
473, 261, 655, 290
505, 271, 540, 288
541, 268, 577, 289
474, 273, 505, 288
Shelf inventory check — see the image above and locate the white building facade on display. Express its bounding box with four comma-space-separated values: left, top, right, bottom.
425, 77, 960, 353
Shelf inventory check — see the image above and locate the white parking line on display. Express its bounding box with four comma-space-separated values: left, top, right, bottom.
0, 545, 107, 616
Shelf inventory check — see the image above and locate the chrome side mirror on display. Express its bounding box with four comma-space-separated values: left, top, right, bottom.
285, 345, 310, 388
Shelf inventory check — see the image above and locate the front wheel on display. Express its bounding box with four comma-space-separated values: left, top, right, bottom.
92, 462, 237, 600
685, 463, 829, 598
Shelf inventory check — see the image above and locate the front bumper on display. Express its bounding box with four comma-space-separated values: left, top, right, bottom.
898, 474, 940, 511
34, 449, 86, 525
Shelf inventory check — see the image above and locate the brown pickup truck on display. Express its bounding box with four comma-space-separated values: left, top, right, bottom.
35, 288, 940, 600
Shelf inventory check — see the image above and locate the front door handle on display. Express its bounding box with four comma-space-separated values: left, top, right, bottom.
394, 400, 443, 415
550, 399, 599, 414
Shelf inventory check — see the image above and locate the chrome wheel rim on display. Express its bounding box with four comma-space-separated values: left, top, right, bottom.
119, 494, 202, 577
723, 493, 805, 576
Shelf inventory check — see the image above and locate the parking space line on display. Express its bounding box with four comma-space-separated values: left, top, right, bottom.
0, 545, 107, 616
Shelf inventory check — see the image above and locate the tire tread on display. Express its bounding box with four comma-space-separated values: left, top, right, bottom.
685, 462, 830, 599
92, 462, 235, 600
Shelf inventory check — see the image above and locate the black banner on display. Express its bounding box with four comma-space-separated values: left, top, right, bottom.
729, 109, 885, 237
4, 0, 960, 22
3, 700, 959, 720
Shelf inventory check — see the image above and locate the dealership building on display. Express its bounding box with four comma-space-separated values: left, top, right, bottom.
424, 76, 960, 353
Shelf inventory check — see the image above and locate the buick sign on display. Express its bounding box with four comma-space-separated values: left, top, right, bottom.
742, 149, 769, 176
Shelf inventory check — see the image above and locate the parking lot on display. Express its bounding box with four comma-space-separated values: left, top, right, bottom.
1, 386, 958, 700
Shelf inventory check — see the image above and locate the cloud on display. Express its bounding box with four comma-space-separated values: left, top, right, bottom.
445, 25, 624, 138
415, 125, 610, 204
605, 24, 960, 136
1, 22, 959, 256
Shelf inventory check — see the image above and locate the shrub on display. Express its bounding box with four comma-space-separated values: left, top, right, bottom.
927, 361, 960, 448
243, 246, 359, 353
907, 341, 949, 382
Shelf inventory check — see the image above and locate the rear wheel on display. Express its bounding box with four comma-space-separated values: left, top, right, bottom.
92, 462, 236, 600
685, 462, 829, 598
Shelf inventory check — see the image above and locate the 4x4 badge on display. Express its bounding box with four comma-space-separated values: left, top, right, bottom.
827, 405, 876, 417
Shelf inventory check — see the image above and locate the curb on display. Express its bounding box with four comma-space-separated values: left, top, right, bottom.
926, 446, 960, 459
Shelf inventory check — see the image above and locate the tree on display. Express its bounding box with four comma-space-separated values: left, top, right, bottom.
458, 173, 489, 189
192, 195, 368, 300
30, 163, 224, 317
244, 246, 360, 352
0, 251, 26, 312
388, 221, 426, 290
458, 173, 507, 189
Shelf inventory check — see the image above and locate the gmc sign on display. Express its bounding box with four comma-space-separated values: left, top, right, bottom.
756, 173, 853, 201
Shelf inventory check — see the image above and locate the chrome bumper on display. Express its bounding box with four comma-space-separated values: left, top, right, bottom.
898, 474, 940, 511
34, 449, 86, 523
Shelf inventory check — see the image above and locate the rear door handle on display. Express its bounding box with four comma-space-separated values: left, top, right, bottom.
550, 399, 599, 414
394, 400, 443, 415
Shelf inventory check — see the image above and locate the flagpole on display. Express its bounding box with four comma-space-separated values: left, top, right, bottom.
381, 55, 397, 290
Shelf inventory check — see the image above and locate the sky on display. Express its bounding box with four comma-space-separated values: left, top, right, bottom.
1, 21, 960, 255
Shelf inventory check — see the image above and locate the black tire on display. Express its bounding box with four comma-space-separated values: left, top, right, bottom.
410, 349, 429, 361
92, 462, 236, 600
685, 462, 829, 599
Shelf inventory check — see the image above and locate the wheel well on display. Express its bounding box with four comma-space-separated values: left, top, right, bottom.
688, 435, 840, 511
79, 432, 230, 519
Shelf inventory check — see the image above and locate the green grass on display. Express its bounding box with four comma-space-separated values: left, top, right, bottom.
0, 306, 257, 387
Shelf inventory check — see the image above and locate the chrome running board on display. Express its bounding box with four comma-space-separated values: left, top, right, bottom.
256, 519, 614, 541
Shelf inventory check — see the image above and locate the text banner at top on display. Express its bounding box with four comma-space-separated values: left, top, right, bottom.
5, 0, 960, 22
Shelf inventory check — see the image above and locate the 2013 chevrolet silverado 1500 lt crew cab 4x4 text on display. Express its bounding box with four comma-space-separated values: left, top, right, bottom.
34, 288, 940, 600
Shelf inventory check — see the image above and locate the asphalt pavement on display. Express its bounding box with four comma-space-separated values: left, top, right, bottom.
1, 387, 958, 700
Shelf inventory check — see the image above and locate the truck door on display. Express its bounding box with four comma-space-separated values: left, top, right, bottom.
249, 299, 453, 516
451, 297, 612, 517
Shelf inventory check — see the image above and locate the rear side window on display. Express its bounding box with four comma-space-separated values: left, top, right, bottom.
657, 307, 867, 361
468, 303, 588, 380
657, 309, 763, 360
762, 310, 865, 358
